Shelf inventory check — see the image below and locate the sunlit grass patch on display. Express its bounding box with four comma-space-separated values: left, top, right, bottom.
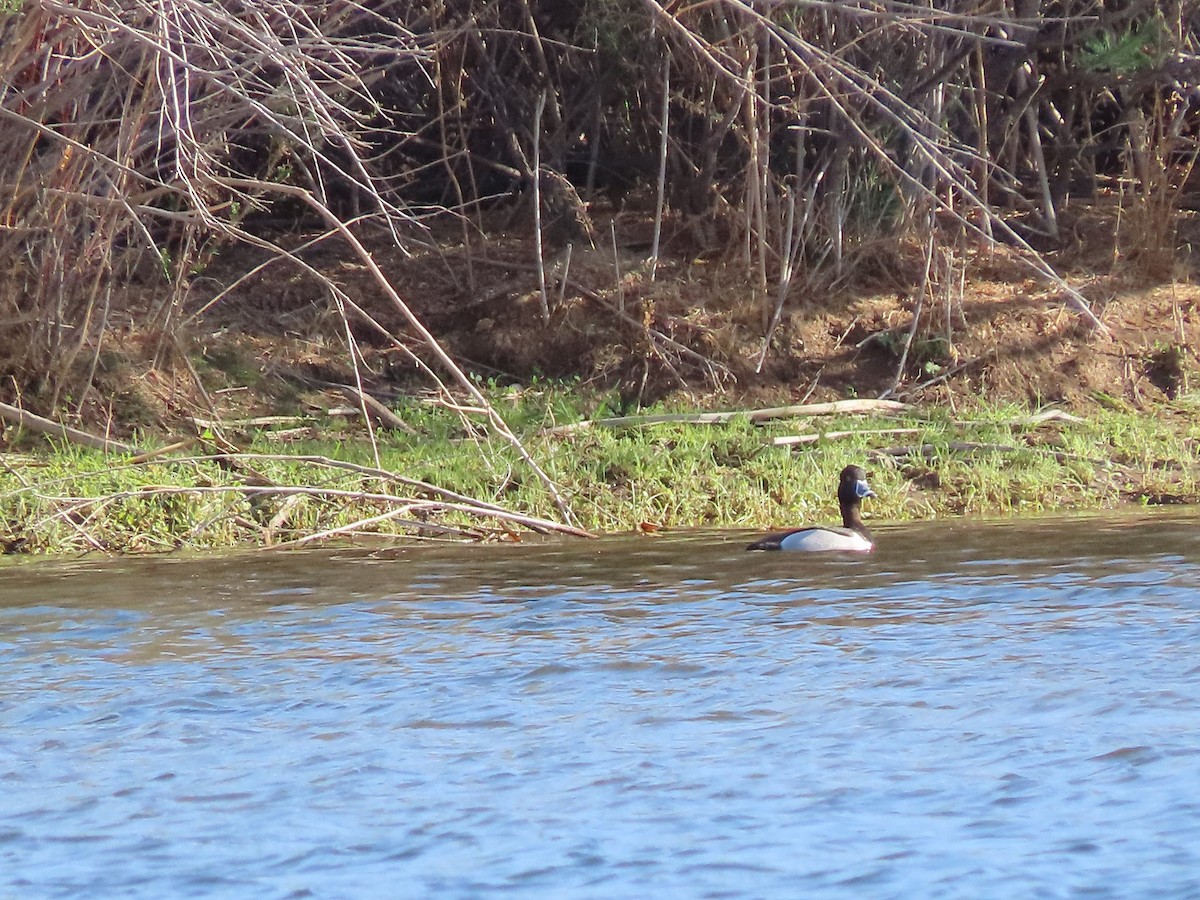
1, 385, 1196, 555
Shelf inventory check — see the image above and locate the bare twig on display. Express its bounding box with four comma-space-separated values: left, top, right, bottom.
548, 399, 906, 434
649, 57, 670, 282
0, 401, 143, 456
881, 226, 936, 399
774, 428, 923, 447
532, 88, 550, 323
215, 177, 580, 527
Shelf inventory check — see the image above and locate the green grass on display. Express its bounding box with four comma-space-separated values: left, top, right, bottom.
1, 385, 1198, 555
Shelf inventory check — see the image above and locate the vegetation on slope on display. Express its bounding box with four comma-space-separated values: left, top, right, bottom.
3, 386, 1197, 554
0, 1, 1198, 549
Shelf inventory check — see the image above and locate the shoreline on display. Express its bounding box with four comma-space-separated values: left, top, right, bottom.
2, 391, 1196, 557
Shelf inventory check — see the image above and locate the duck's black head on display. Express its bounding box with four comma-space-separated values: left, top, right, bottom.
837, 465, 874, 513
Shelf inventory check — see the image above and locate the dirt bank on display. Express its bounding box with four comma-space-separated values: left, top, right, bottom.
72, 198, 1195, 440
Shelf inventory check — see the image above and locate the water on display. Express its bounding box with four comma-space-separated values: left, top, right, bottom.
2, 510, 1199, 898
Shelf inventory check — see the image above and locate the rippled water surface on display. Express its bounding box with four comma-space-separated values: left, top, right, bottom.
3, 510, 1200, 898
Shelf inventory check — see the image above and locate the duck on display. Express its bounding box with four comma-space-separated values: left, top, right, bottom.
746, 464, 875, 552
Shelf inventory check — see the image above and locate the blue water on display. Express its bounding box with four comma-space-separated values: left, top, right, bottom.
2, 510, 1200, 898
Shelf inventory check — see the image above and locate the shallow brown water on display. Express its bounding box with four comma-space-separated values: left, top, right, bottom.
2, 509, 1200, 897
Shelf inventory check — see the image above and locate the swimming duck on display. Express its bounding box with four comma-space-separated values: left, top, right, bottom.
746, 464, 875, 552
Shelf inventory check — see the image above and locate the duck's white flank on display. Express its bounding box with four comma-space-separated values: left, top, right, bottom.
775, 526, 874, 553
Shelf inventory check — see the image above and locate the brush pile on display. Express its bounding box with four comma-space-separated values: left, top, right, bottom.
3, 2, 1196, 402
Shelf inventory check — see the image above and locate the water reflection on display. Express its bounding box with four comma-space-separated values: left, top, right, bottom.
2, 509, 1200, 897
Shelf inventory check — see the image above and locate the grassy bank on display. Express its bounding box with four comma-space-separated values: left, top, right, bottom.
1, 387, 1198, 556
